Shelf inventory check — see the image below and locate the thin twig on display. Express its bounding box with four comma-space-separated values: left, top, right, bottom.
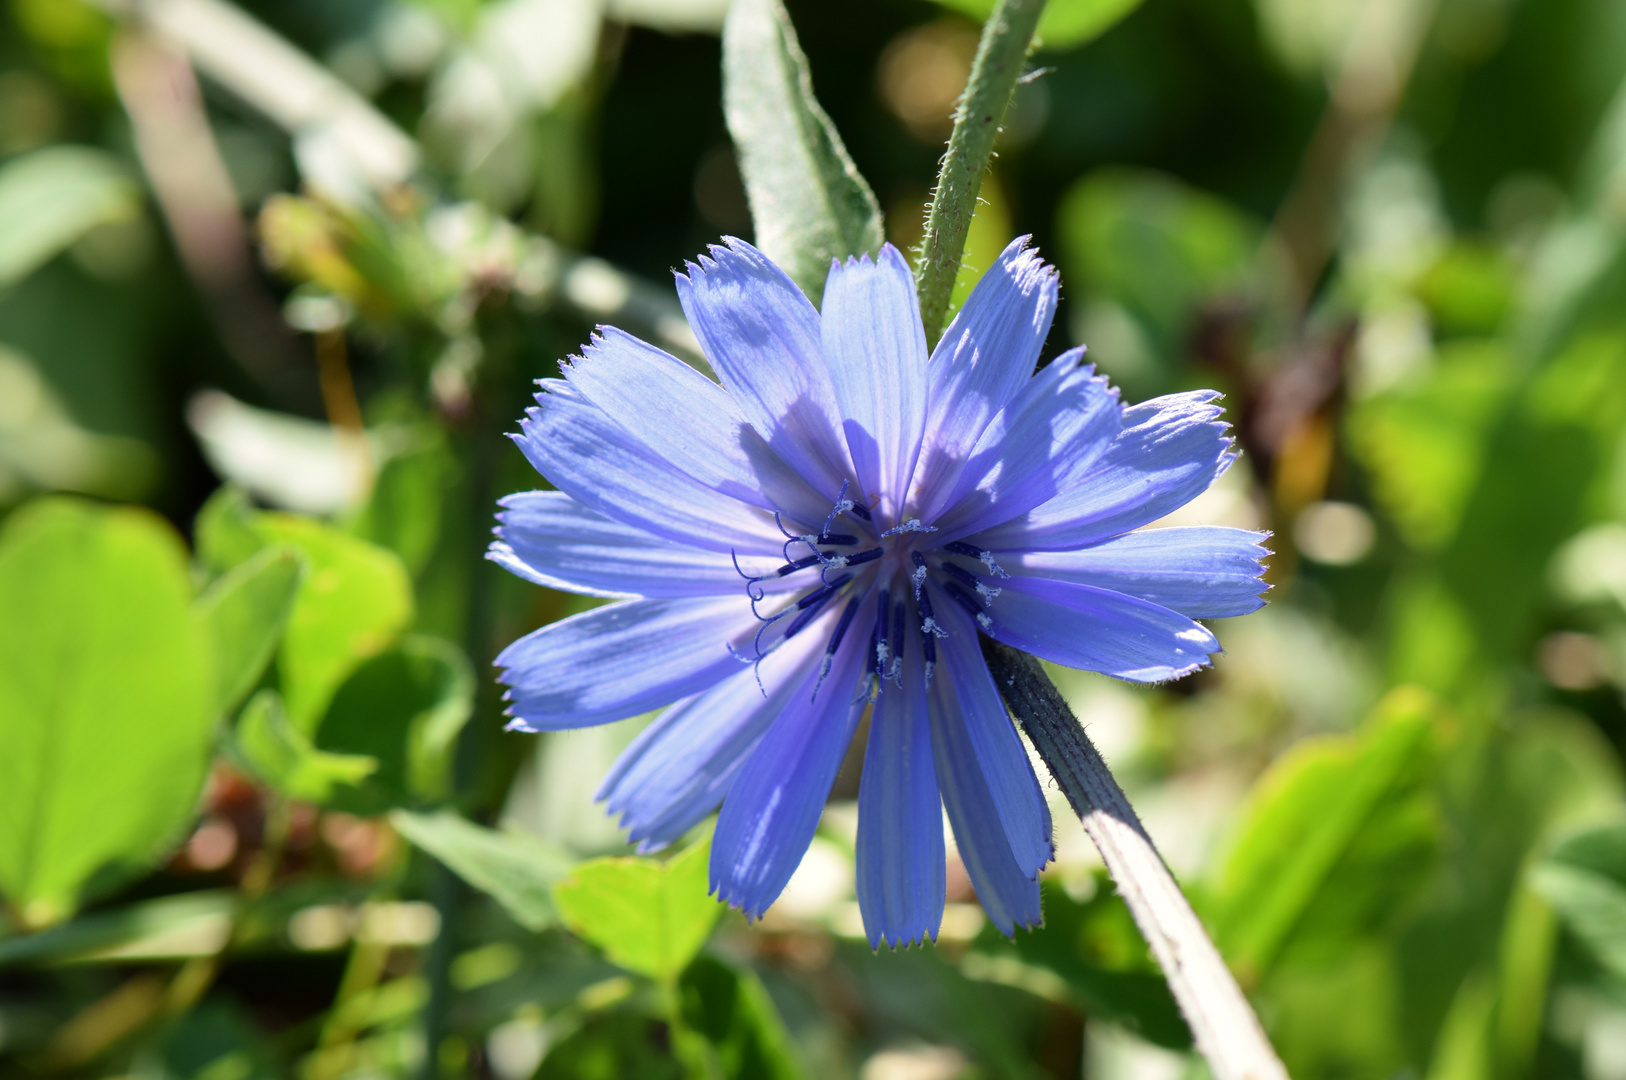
914, 0, 1046, 348
981, 640, 1289, 1080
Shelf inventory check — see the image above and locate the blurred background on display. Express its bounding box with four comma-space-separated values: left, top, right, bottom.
4, 0, 1626, 1077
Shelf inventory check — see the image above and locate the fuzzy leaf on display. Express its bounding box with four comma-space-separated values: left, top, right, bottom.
723, 0, 883, 303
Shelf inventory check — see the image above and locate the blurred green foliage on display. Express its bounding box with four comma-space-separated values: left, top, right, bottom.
4, 0, 1626, 1077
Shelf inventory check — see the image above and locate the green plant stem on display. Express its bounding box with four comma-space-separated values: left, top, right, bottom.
914, 0, 1047, 348
980, 640, 1289, 1080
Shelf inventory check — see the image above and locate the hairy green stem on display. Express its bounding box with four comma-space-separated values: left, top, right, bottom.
914, 0, 1047, 347
980, 640, 1290, 1080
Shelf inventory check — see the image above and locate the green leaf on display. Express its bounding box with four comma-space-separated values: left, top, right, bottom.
194, 546, 306, 715
0, 890, 236, 968
1211, 686, 1442, 981
681, 955, 808, 1080
0, 498, 214, 927
314, 635, 474, 815
537, 1013, 683, 1080
1532, 823, 1626, 981
392, 810, 576, 932
232, 690, 377, 804
195, 487, 414, 730
722, 0, 884, 303
346, 430, 454, 576
1056, 168, 1260, 382
0, 146, 141, 290
552, 836, 724, 980
925, 0, 1146, 49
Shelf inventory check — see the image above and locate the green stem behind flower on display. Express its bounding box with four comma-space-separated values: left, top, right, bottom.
914, 0, 1047, 348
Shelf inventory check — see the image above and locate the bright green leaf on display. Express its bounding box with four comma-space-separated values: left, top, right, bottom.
723, 0, 884, 303
232, 690, 377, 804
926, 0, 1146, 48
195, 487, 414, 730
552, 836, 724, 980
1211, 686, 1442, 981
0, 146, 140, 290
392, 810, 576, 932
0, 498, 214, 927
315, 635, 473, 815
194, 546, 305, 715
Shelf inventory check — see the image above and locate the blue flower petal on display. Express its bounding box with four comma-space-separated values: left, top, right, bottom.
929, 349, 1121, 540
937, 602, 1053, 878
1001, 526, 1271, 619
984, 575, 1222, 683
820, 244, 928, 526
514, 382, 786, 556
675, 238, 854, 501
856, 643, 944, 949
596, 625, 829, 851
710, 595, 877, 918
562, 327, 831, 525
497, 594, 755, 730
971, 391, 1234, 553
927, 659, 1042, 937
490, 491, 790, 599
915, 237, 1058, 511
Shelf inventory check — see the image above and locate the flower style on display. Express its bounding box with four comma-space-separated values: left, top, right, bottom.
489, 237, 1268, 948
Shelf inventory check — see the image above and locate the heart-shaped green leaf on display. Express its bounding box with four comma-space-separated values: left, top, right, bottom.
552, 837, 724, 980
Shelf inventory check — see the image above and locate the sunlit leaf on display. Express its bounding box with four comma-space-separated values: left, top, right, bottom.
1211, 686, 1442, 981
195, 487, 414, 731
552, 836, 724, 980
392, 810, 575, 932
0, 146, 140, 290
232, 690, 377, 805
723, 0, 884, 303
0, 498, 213, 927
194, 546, 305, 715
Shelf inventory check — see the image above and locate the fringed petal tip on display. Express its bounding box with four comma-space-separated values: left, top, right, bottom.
868, 927, 940, 953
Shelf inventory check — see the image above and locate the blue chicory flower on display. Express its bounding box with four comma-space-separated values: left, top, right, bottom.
489, 237, 1268, 947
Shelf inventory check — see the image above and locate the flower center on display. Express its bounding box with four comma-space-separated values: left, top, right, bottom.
730, 483, 1010, 699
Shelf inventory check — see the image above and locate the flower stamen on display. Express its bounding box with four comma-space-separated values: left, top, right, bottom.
812, 597, 862, 701
940, 561, 1000, 604
945, 541, 1010, 579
